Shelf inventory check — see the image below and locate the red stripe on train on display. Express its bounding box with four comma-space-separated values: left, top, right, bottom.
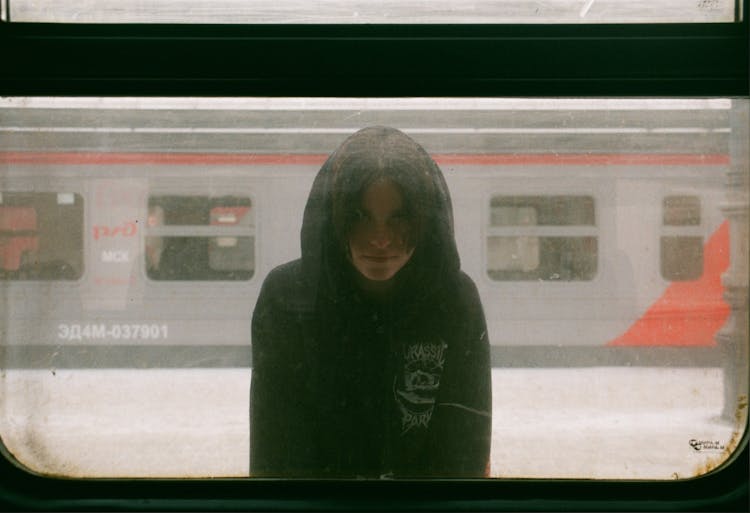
0, 152, 331, 165
0, 152, 731, 166
608, 222, 730, 346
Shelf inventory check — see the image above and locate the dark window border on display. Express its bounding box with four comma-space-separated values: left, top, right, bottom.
1, 4, 748, 512
0, 443, 748, 512
0, 20, 747, 97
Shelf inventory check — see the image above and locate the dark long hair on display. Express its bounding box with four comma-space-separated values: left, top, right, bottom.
301, 126, 460, 305
328, 126, 436, 254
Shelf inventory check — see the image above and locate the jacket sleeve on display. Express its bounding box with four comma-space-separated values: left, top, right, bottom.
430, 273, 492, 477
249, 264, 316, 477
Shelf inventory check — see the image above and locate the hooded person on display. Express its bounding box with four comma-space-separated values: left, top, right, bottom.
250, 126, 491, 478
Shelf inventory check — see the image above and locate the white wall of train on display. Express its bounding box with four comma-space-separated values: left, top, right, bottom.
0, 152, 730, 349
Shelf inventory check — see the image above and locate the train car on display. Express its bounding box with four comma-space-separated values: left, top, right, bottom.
0, 98, 746, 480
0, 152, 729, 351
0, 98, 733, 357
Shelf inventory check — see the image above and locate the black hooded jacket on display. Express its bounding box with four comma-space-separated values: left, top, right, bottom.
250, 127, 491, 478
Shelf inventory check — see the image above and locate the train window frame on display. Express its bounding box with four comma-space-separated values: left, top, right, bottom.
485, 194, 598, 282
1, 4, 748, 513
660, 194, 706, 282
0, 188, 86, 282
0, 20, 747, 97
144, 191, 257, 283
482, 183, 602, 289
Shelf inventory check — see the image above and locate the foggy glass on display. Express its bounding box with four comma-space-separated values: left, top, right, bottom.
0, 97, 747, 480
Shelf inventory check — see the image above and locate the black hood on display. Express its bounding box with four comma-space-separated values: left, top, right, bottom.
250, 127, 492, 479
299, 126, 461, 304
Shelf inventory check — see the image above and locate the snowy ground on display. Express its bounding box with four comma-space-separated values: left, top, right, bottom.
0, 367, 743, 480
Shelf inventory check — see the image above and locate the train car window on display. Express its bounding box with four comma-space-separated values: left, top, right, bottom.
146, 195, 254, 281
3, 0, 740, 24
0, 97, 746, 486
661, 195, 704, 281
487, 195, 597, 281
0, 191, 83, 280
0, 0, 748, 498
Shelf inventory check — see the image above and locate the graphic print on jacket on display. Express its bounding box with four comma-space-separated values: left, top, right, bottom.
395, 340, 448, 433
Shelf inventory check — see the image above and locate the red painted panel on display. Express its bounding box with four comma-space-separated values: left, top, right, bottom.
0, 207, 40, 271
0, 206, 37, 232
0, 237, 39, 271
608, 222, 730, 346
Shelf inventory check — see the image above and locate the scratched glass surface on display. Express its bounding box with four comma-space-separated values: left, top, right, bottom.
2, 0, 740, 24
0, 97, 747, 479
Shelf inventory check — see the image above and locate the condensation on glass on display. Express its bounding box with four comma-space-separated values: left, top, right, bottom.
0, 97, 747, 481
2, 0, 741, 24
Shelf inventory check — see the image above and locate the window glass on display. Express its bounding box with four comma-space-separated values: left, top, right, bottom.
0, 97, 747, 482
0, 192, 83, 280
663, 195, 701, 226
146, 195, 254, 281
661, 236, 704, 280
660, 195, 704, 281
5, 0, 740, 24
487, 195, 597, 281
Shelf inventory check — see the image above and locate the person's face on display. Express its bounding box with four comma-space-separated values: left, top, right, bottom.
348, 178, 415, 282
